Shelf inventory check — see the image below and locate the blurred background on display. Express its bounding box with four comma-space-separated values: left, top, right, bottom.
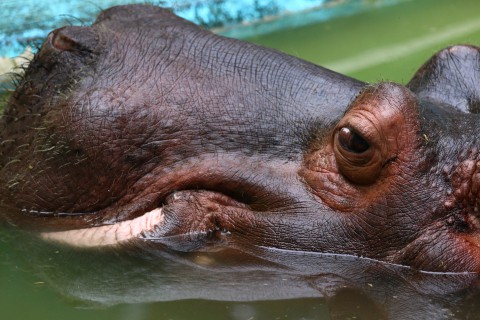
2, 0, 480, 85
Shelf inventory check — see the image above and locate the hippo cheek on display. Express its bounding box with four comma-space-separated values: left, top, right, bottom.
393, 44, 480, 272
391, 156, 480, 272
391, 224, 480, 272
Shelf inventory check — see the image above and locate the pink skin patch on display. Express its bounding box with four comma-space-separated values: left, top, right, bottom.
448, 157, 480, 208
40, 208, 164, 247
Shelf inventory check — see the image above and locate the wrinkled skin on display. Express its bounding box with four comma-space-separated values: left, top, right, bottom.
2, 4, 480, 273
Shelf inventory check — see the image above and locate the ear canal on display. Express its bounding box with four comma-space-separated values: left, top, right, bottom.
407, 45, 480, 114
50, 26, 99, 53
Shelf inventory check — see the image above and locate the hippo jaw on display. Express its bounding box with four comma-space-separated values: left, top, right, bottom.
2, 4, 480, 273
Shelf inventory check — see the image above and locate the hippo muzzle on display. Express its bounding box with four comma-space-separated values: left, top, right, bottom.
1, 4, 480, 273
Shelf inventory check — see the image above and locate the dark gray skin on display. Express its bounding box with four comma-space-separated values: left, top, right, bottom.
2, 4, 480, 272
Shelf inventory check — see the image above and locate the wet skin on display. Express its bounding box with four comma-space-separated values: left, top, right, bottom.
1, 4, 480, 272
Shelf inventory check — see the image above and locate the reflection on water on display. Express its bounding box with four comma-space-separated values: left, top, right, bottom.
1, 227, 480, 320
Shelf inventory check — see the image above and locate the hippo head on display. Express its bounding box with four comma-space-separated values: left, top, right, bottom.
1, 4, 480, 272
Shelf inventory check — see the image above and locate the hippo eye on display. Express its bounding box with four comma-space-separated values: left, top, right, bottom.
337, 127, 370, 153
333, 125, 382, 185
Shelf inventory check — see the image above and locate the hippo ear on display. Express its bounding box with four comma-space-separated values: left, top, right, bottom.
407, 45, 480, 113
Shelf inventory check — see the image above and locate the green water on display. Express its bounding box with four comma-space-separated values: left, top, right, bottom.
0, 255, 328, 320
2, 0, 480, 319
248, 0, 480, 84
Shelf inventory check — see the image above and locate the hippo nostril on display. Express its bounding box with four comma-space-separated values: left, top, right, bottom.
50, 26, 98, 53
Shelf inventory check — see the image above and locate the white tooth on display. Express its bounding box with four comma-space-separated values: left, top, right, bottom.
40, 208, 164, 248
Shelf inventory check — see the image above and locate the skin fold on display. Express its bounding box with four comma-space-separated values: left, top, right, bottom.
1, 4, 480, 272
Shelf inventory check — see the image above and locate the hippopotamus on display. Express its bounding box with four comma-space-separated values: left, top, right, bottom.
1, 4, 480, 273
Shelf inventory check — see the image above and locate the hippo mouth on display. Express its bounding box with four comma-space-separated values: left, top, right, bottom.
35, 166, 271, 249
11, 149, 285, 249
37, 187, 241, 248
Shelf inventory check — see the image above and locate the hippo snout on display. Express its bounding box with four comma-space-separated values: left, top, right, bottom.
2, 4, 480, 273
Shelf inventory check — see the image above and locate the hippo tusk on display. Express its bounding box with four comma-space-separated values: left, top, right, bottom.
40, 208, 164, 248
